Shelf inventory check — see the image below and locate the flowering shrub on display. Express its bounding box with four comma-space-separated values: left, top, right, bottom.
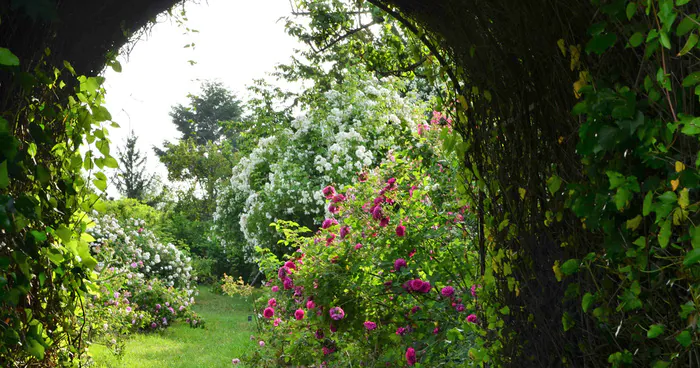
214, 68, 428, 262
243, 121, 484, 366
219, 273, 255, 298
88, 212, 193, 289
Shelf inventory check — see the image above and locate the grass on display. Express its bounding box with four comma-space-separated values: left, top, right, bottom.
90, 286, 258, 368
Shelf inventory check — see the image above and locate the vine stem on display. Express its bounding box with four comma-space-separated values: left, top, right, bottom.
653, 5, 678, 122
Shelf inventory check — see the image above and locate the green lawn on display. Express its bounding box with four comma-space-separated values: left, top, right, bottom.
90, 287, 258, 368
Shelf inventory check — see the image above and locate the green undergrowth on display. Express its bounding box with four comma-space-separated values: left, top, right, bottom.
90, 286, 259, 368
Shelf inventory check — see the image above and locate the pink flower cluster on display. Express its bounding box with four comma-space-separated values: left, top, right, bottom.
329, 306, 345, 321
404, 279, 431, 293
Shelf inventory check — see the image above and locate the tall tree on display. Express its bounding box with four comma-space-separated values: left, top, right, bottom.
114, 130, 155, 200
168, 81, 243, 145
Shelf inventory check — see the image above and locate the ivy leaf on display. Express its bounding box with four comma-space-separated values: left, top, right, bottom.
691, 226, 700, 249
682, 72, 700, 87
626, 2, 636, 20
628, 32, 644, 47
647, 324, 665, 338
679, 188, 689, 208
626, 215, 642, 230
547, 175, 562, 194
652, 361, 670, 368
683, 248, 700, 266
0, 47, 20, 66
562, 312, 575, 331
586, 33, 617, 55
103, 156, 118, 169
582, 292, 595, 312
54, 225, 72, 244
658, 218, 672, 248
619, 289, 643, 311
678, 33, 698, 56
676, 330, 692, 347
561, 259, 580, 275
681, 117, 700, 135
643, 191, 653, 216
677, 15, 698, 36
25, 337, 45, 360
659, 30, 671, 49
679, 302, 696, 318
0, 160, 8, 189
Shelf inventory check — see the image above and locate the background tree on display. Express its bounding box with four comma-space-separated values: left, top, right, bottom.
166, 80, 243, 145
114, 130, 155, 200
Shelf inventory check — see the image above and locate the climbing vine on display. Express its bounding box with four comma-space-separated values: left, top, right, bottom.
0, 47, 117, 365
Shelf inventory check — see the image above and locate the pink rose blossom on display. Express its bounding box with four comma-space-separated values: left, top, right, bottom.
441, 286, 455, 297
364, 321, 377, 330
394, 258, 407, 271
329, 307, 345, 320
306, 300, 316, 309
263, 307, 274, 319
271, 285, 279, 292
294, 309, 305, 320
405, 347, 416, 366
268, 298, 277, 307
395, 225, 406, 237
322, 185, 336, 199
467, 314, 478, 323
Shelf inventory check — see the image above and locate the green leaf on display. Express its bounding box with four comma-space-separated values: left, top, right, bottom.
547, 175, 562, 194
110, 60, 122, 73
626, 215, 642, 230
683, 248, 700, 266
0, 160, 8, 189
647, 324, 665, 338
677, 0, 690, 5
626, 2, 636, 20
25, 337, 45, 360
658, 191, 677, 204
562, 312, 575, 331
681, 117, 700, 135
678, 33, 699, 56
93, 178, 107, 192
499, 306, 510, 315
682, 72, 700, 87
103, 156, 118, 169
561, 259, 580, 276
658, 218, 672, 248
643, 191, 653, 216
92, 106, 112, 121
676, 330, 692, 347
30, 230, 47, 242
586, 33, 617, 55
0, 47, 20, 66
677, 16, 698, 36
628, 32, 645, 47
652, 361, 670, 368
659, 30, 671, 49
691, 226, 700, 249
55, 225, 72, 244
582, 292, 595, 312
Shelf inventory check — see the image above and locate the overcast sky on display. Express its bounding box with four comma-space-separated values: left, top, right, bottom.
102, 0, 303, 197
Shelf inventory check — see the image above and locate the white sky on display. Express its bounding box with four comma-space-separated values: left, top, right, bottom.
102, 0, 304, 198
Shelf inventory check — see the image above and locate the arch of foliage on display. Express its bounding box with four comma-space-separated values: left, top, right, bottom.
2, 0, 700, 366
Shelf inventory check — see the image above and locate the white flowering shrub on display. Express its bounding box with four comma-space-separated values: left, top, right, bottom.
88, 212, 193, 290
215, 68, 428, 261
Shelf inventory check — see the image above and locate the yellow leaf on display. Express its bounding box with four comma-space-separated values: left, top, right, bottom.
671, 179, 680, 191
558, 136, 565, 144
679, 188, 689, 209
515, 285, 520, 297
553, 260, 563, 282
569, 45, 581, 71
557, 39, 567, 56
518, 188, 526, 200
675, 161, 686, 172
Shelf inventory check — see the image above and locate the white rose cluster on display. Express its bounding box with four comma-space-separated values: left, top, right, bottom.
214, 69, 428, 261
88, 212, 193, 290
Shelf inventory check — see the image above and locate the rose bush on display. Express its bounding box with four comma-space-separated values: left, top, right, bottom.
214, 67, 428, 263
244, 118, 485, 367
